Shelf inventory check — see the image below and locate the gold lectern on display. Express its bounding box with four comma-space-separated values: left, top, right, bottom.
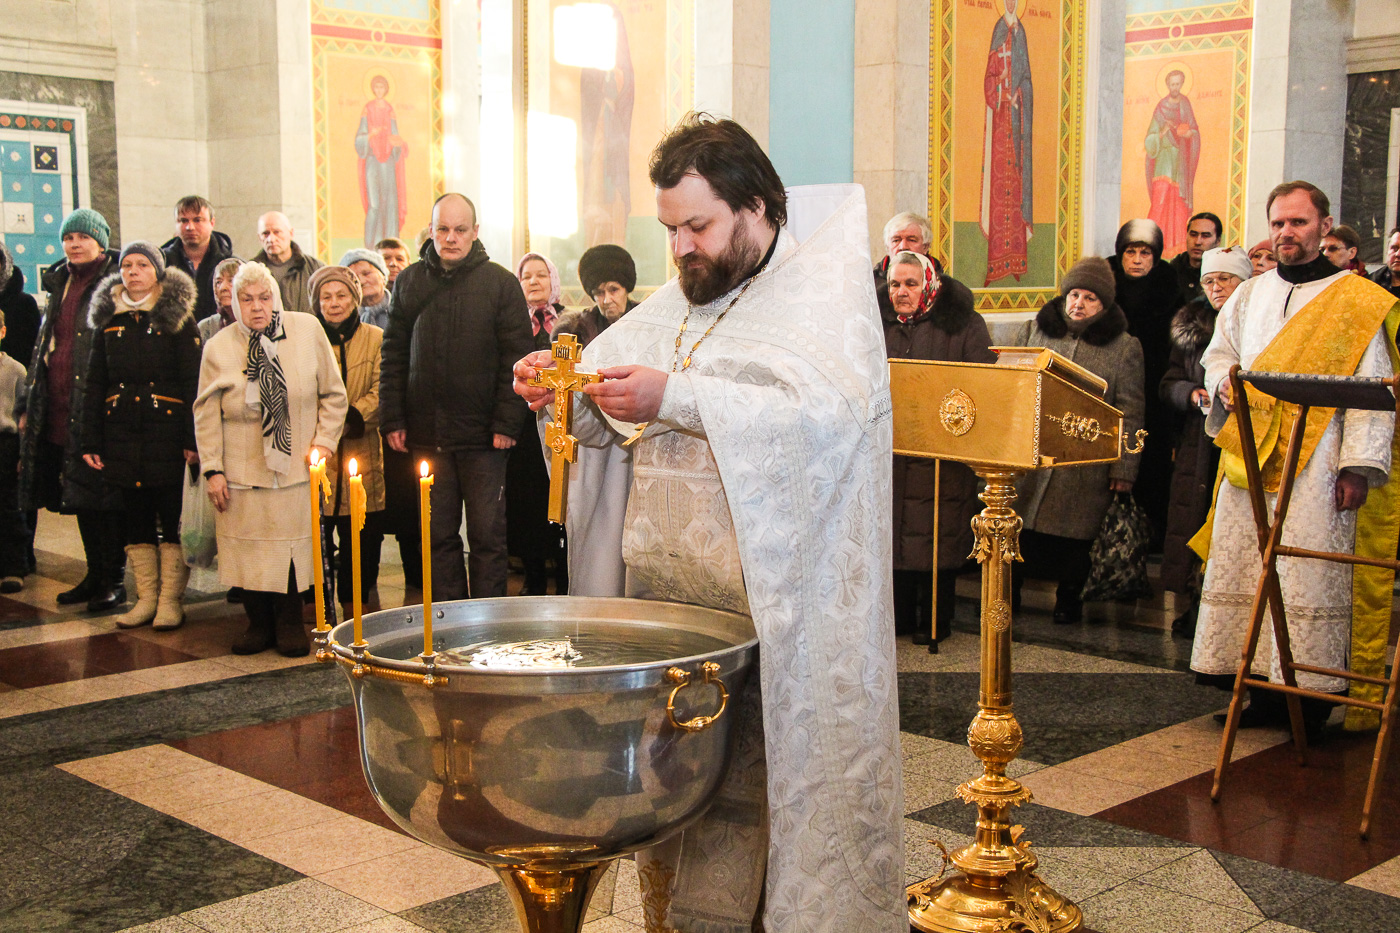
894, 347, 1145, 933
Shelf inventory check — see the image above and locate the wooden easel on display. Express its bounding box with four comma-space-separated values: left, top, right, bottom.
1211, 366, 1400, 838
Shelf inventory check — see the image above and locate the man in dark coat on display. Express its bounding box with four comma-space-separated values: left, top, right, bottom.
1109, 218, 1182, 551
160, 195, 236, 323
1167, 211, 1220, 303
253, 211, 323, 315
882, 250, 994, 648
380, 193, 536, 600
1371, 226, 1400, 299
17, 209, 126, 611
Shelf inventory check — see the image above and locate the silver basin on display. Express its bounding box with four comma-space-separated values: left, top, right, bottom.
327, 595, 758, 933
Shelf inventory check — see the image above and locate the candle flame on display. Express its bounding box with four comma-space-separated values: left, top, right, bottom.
420, 460, 430, 478
309, 449, 320, 467
348, 458, 359, 477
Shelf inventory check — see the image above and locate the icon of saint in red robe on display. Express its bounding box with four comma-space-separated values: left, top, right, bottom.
356, 74, 408, 248
980, 3, 1033, 287
1145, 69, 1200, 257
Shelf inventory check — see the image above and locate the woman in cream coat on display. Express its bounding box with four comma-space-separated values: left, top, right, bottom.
195, 262, 347, 656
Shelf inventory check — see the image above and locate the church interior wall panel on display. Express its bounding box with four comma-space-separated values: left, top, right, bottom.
309, 0, 445, 264
1118, 0, 1252, 257
523, 0, 697, 306
929, 0, 1085, 312
769, 0, 855, 187
0, 100, 89, 295
1342, 69, 1400, 262
0, 71, 118, 250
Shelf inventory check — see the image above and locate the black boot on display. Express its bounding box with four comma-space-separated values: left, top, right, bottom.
274, 594, 310, 657
1172, 605, 1198, 640
232, 594, 275, 654
56, 574, 98, 606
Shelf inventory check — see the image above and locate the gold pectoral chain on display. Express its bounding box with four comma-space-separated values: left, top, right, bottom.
623, 276, 759, 448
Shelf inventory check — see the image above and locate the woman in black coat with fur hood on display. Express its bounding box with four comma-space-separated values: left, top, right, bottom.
80, 242, 202, 632
883, 251, 996, 648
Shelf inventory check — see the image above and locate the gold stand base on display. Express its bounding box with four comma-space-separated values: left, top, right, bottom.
907, 839, 1082, 933
494, 862, 609, 933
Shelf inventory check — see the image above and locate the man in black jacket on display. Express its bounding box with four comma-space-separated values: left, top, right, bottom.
379, 193, 535, 599
160, 195, 236, 323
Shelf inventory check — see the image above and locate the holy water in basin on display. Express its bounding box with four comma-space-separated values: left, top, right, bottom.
326, 596, 758, 933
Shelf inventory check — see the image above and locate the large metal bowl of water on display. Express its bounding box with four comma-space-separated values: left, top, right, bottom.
327, 595, 758, 933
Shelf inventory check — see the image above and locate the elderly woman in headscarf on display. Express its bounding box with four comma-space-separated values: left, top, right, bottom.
1160, 245, 1251, 640
79, 242, 202, 631
1248, 239, 1277, 277
310, 264, 385, 612
555, 244, 638, 345
1010, 256, 1145, 624
199, 258, 244, 344
194, 262, 347, 656
507, 251, 567, 595
882, 250, 995, 648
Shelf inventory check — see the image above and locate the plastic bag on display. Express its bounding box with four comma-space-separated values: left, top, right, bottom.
180, 464, 217, 568
1080, 491, 1153, 602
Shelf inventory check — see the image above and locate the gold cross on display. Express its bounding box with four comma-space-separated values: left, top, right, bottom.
529, 333, 602, 524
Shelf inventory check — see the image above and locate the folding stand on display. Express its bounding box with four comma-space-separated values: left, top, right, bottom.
1211, 366, 1400, 838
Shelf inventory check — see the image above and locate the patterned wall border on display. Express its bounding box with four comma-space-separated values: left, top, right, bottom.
310, 34, 445, 262
928, 0, 1086, 313
1125, 0, 1250, 33
1125, 11, 1252, 250
311, 0, 440, 40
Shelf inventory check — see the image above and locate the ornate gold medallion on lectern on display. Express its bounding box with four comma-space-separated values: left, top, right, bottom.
892, 347, 1145, 933
528, 334, 602, 525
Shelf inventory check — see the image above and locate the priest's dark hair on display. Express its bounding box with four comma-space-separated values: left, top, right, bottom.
1266, 181, 1329, 220
649, 113, 787, 229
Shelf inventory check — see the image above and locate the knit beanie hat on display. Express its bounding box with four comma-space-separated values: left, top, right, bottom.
1200, 245, 1252, 283
308, 265, 362, 315
60, 208, 110, 250
1114, 218, 1164, 260
578, 244, 637, 296
1060, 256, 1116, 307
338, 247, 388, 280
119, 240, 166, 279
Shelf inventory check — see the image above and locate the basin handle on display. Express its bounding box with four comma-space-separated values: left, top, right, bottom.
666, 662, 729, 733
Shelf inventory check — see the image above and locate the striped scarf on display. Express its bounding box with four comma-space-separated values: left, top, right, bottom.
244, 310, 291, 474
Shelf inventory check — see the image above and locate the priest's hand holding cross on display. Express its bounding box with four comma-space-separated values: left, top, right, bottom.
514, 352, 668, 423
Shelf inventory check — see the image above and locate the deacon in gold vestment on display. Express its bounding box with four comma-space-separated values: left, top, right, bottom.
514, 117, 905, 933
1193, 182, 1400, 734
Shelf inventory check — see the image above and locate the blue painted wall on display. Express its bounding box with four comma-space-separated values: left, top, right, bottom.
768, 0, 855, 185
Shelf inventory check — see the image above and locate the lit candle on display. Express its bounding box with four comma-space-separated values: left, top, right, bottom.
348, 458, 366, 647
419, 460, 434, 657
309, 451, 329, 633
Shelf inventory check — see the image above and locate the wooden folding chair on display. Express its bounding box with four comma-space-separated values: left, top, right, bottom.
1211, 366, 1400, 838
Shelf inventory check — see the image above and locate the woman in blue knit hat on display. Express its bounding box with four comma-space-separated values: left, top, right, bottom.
17, 208, 129, 613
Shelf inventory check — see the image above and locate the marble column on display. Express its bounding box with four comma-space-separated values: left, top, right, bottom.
853, 0, 929, 256
695, 0, 770, 146
1085, 0, 1125, 258
1245, 0, 1351, 245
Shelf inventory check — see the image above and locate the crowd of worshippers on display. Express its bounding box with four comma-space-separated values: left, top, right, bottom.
3, 184, 1390, 674
879, 198, 1388, 661
0, 194, 638, 657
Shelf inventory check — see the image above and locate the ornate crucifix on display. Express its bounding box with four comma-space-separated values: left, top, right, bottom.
529, 334, 601, 525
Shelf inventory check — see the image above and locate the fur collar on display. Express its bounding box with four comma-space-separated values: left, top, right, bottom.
1034, 296, 1128, 346
87, 268, 197, 333
1170, 297, 1215, 353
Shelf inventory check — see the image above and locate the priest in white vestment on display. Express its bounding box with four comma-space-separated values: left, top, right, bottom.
1194, 181, 1398, 739
514, 115, 905, 933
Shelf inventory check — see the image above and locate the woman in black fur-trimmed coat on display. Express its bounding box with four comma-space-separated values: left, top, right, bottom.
79, 243, 202, 631
1010, 257, 1145, 623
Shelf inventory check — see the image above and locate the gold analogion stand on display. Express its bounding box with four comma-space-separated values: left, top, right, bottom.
891, 348, 1145, 933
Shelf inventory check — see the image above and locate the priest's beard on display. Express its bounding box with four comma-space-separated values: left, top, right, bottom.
676, 222, 763, 305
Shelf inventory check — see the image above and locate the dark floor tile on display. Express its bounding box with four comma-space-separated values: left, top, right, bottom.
0, 595, 43, 626
909, 800, 1183, 849
0, 632, 201, 688
0, 828, 94, 904
1210, 849, 1337, 918
0, 664, 350, 775
1275, 881, 1400, 932
1097, 780, 1279, 849
401, 883, 520, 933
898, 671, 1229, 764
1213, 817, 1398, 884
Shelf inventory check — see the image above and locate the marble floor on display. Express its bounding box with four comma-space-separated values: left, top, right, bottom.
0, 515, 1398, 932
